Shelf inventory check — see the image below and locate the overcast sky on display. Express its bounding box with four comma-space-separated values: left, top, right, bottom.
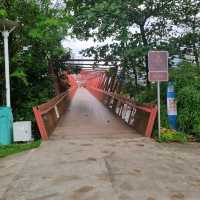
62, 38, 96, 57
61, 25, 189, 59
60, 6, 200, 59
61, 37, 113, 58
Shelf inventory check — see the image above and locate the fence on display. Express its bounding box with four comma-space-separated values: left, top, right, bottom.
33, 75, 77, 140
83, 71, 157, 137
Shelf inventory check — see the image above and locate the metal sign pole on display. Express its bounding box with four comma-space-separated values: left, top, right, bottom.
2, 30, 11, 107
157, 81, 161, 138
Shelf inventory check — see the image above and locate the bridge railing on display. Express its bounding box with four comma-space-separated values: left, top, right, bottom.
83, 71, 157, 137
33, 75, 77, 140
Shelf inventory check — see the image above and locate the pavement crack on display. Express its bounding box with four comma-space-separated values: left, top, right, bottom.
103, 152, 120, 200
104, 158, 115, 189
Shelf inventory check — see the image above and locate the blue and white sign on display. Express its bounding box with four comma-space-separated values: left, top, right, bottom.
167, 81, 177, 129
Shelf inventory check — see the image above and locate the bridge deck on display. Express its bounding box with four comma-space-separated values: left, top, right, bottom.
52, 87, 140, 140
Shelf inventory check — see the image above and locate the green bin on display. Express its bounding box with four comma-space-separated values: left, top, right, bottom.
0, 107, 13, 145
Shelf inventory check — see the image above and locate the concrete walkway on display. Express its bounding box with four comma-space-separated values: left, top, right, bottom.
0, 88, 200, 200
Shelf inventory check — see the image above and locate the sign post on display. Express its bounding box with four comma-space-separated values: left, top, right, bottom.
157, 81, 161, 137
148, 51, 169, 138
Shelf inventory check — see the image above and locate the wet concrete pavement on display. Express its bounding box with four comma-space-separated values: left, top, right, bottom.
0, 88, 200, 200
52, 87, 138, 139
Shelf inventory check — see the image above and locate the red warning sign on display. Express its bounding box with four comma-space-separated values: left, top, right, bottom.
148, 51, 169, 82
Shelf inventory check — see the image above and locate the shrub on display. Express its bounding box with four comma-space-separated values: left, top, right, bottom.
158, 128, 187, 143
176, 86, 200, 136
170, 63, 200, 139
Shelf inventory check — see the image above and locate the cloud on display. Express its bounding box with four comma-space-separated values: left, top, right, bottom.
61, 37, 113, 57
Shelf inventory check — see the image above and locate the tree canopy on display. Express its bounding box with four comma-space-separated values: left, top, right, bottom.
0, 0, 71, 120
67, 0, 200, 85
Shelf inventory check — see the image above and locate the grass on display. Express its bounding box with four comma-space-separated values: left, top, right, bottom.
0, 140, 41, 158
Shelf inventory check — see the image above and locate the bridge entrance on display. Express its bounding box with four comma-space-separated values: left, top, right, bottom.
33, 69, 157, 140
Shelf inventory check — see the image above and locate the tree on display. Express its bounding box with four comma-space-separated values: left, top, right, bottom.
171, 0, 200, 66
68, 0, 174, 86
0, 0, 71, 121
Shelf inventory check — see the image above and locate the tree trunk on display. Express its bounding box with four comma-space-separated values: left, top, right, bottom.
140, 25, 150, 87
133, 67, 138, 88
193, 44, 199, 67
192, 21, 199, 67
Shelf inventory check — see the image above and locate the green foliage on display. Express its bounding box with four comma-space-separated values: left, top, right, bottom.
0, 140, 41, 158
171, 0, 200, 65
69, 65, 82, 74
69, 0, 176, 86
135, 63, 200, 140
69, 0, 200, 87
0, 0, 71, 134
170, 64, 200, 138
10, 68, 28, 86
0, 8, 7, 17
158, 128, 188, 143
134, 85, 157, 103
